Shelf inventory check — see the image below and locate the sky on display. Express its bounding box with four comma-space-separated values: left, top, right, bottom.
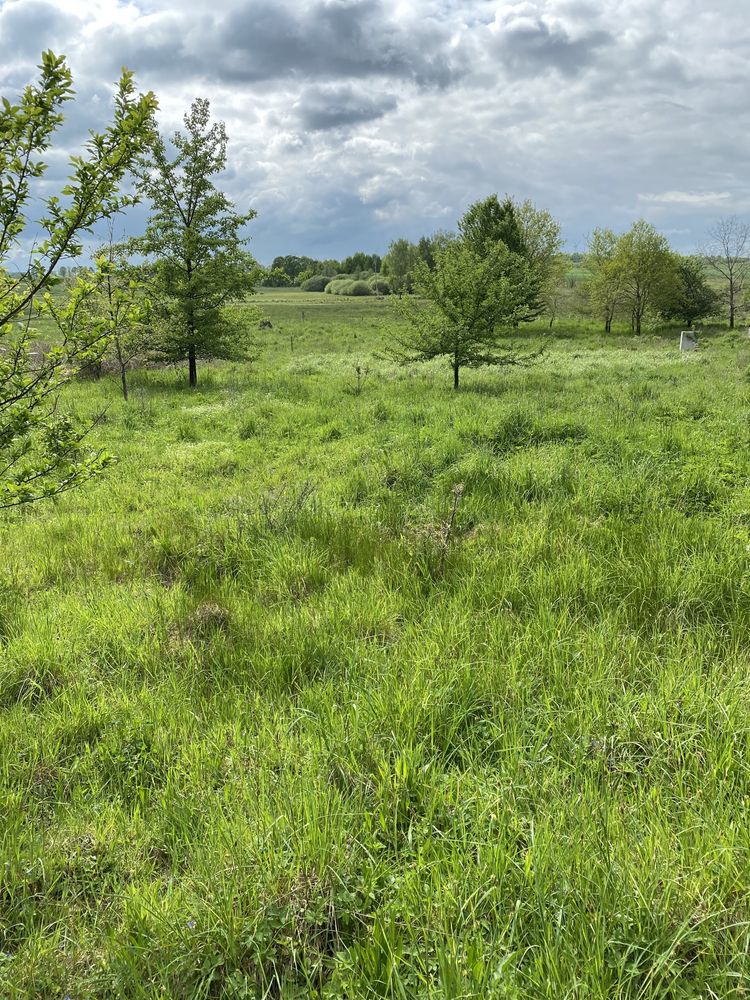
1, 0, 749, 265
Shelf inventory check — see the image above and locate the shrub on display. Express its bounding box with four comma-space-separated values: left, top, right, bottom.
300, 275, 330, 292
347, 280, 372, 296
325, 279, 353, 295
324, 278, 373, 296
369, 275, 391, 295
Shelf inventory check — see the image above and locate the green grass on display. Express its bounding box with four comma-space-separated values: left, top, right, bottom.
3, 292, 750, 997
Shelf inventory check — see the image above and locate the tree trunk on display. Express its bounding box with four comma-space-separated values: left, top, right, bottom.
453, 359, 460, 390
605, 316, 612, 334
120, 365, 129, 401
188, 345, 197, 388
729, 284, 735, 329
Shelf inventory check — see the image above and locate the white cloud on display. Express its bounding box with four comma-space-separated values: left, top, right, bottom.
0, 0, 749, 261
639, 191, 732, 207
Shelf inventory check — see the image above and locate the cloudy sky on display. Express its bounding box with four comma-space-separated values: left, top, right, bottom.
1, 0, 748, 264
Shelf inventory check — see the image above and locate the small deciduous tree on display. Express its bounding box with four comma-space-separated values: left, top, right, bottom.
390, 239, 541, 389
659, 256, 718, 329
0, 52, 156, 508
137, 98, 259, 388
459, 195, 560, 323
382, 238, 420, 294
703, 217, 750, 329
583, 228, 622, 333
459, 194, 526, 257
91, 238, 152, 400
614, 220, 676, 334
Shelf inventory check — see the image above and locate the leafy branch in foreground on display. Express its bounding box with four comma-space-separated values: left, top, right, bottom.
388, 239, 544, 389
0, 51, 157, 508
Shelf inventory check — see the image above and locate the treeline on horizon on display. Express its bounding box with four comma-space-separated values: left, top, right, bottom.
260, 197, 750, 335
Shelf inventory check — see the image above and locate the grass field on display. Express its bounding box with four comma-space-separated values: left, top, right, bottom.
3, 291, 750, 997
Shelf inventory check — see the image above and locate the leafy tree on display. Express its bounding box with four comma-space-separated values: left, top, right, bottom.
516, 200, 562, 273
459, 194, 526, 256
390, 239, 541, 389
458, 195, 555, 322
0, 51, 157, 508
259, 267, 292, 287
516, 199, 563, 320
660, 256, 719, 328
88, 238, 152, 400
703, 217, 750, 329
382, 238, 420, 294
341, 251, 381, 274
583, 228, 623, 333
417, 236, 436, 270
614, 220, 676, 334
137, 98, 258, 388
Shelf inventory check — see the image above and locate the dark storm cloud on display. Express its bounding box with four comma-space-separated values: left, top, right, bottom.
294, 85, 397, 131
216, 0, 465, 87
82, 0, 466, 90
490, 10, 613, 77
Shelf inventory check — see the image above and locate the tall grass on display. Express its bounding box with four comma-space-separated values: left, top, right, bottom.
1, 293, 750, 997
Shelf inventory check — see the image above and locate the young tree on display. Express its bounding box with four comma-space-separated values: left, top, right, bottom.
703, 217, 750, 329
458, 194, 557, 322
583, 228, 623, 333
614, 220, 676, 334
516, 199, 563, 278
390, 240, 541, 389
659, 256, 719, 328
382, 238, 420, 294
459, 194, 526, 256
92, 239, 152, 400
0, 52, 157, 508
137, 99, 258, 388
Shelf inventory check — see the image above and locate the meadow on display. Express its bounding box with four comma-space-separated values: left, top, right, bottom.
2, 289, 750, 998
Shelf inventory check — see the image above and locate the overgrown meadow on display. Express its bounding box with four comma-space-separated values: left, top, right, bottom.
3, 290, 750, 998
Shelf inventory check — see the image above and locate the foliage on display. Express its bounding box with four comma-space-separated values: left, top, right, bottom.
136, 98, 259, 387
458, 194, 554, 322
390, 238, 542, 388
541, 253, 573, 327
660, 256, 719, 328
382, 238, 420, 294
583, 227, 623, 333
341, 251, 382, 273
459, 193, 526, 256
0, 51, 157, 508
259, 267, 292, 287
614, 219, 677, 334
368, 275, 391, 295
300, 274, 330, 292
325, 278, 372, 296
703, 217, 750, 329
271, 254, 343, 280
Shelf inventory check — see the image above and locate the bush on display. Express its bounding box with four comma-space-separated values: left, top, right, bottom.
300, 275, 330, 292
369, 275, 391, 295
325, 279, 372, 297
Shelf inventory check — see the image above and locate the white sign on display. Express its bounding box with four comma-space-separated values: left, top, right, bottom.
680, 331, 697, 351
